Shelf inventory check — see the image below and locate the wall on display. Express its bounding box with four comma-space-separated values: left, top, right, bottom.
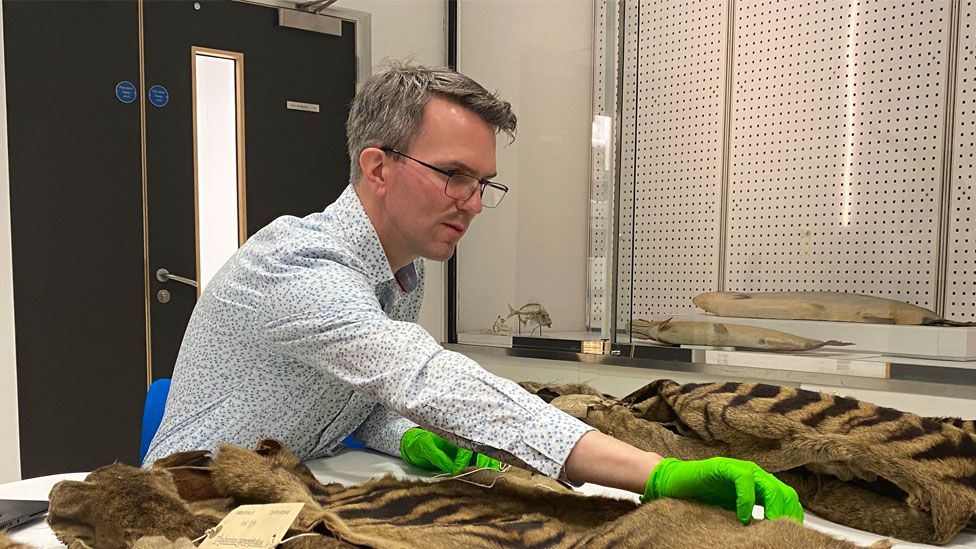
340, 0, 447, 342
456, 0, 593, 336
0, 2, 22, 483
341, 0, 444, 69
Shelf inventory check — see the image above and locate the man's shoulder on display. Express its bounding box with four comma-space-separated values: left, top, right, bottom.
257, 209, 353, 252
238, 216, 370, 290
238, 190, 381, 289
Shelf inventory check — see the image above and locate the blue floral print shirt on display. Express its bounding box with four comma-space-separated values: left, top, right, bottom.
145, 184, 592, 479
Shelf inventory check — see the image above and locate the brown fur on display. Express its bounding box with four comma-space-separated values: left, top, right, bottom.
0, 532, 32, 549
522, 379, 976, 545
46, 464, 225, 549
150, 450, 221, 501
130, 537, 197, 549
46, 439, 873, 548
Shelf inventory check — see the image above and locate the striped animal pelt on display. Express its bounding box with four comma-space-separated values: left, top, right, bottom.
45, 439, 876, 549
521, 379, 976, 545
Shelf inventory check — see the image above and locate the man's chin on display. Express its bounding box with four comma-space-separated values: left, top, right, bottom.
423, 245, 458, 262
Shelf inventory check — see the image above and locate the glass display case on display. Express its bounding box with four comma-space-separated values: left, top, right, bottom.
453, 0, 976, 382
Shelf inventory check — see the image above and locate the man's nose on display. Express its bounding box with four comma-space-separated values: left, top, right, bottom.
457, 186, 484, 213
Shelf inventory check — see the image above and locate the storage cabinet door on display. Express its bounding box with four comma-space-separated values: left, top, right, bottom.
4, 0, 146, 477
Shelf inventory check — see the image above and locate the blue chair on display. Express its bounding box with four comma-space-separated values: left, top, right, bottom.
139, 378, 171, 465
138, 377, 365, 464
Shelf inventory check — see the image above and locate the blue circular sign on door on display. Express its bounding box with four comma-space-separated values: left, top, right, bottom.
148, 85, 169, 108
115, 81, 137, 104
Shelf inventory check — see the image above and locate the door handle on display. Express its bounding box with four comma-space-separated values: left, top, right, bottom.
156, 268, 198, 288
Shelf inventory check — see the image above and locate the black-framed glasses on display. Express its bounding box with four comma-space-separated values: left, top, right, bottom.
381, 147, 508, 208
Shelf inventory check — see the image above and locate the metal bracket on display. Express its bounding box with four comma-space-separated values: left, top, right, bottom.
278, 7, 342, 36
296, 0, 338, 13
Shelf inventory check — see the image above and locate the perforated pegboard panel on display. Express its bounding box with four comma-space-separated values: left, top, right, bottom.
588, 0, 614, 328
725, 0, 951, 310
621, 0, 728, 322
615, 0, 640, 329
947, 1, 976, 320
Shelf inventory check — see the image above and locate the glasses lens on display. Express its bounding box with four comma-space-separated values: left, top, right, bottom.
445, 174, 478, 201
481, 184, 505, 208
445, 174, 506, 208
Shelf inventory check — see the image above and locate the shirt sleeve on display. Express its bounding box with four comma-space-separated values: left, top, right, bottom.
353, 405, 418, 458
260, 261, 593, 479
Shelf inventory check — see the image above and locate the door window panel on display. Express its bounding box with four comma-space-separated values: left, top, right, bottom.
192, 49, 245, 293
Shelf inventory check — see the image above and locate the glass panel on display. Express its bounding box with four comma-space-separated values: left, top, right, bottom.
455, 0, 602, 346
612, 0, 976, 366
456, 0, 976, 367
589, 0, 621, 342
194, 53, 242, 292
615, 0, 729, 344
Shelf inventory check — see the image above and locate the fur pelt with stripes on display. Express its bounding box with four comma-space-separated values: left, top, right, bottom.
44, 439, 876, 549
520, 379, 976, 545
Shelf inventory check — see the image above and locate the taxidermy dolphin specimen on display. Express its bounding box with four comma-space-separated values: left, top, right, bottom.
629, 318, 853, 351
694, 291, 976, 326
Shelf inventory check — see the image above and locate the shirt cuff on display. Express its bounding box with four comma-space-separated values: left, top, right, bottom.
518, 406, 595, 481
353, 406, 419, 458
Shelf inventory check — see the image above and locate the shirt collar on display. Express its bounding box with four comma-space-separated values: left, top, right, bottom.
333, 184, 420, 293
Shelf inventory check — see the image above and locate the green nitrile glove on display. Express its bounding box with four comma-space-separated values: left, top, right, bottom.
642, 457, 804, 525
399, 428, 501, 474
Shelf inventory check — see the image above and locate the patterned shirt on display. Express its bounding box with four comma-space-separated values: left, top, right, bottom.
145, 184, 592, 478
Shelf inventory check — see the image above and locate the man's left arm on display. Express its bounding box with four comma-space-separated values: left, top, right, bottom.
352, 405, 417, 457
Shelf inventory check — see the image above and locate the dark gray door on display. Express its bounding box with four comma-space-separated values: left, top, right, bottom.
143, 0, 356, 380
4, 0, 356, 476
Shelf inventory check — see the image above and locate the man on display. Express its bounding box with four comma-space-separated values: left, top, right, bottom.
146, 63, 802, 525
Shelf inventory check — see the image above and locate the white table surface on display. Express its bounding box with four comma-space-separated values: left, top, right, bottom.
3, 449, 975, 548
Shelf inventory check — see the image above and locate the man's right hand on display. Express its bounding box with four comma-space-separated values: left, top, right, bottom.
642, 456, 804, 524
399, 427, 500, 474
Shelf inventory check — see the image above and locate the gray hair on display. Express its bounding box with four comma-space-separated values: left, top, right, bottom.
345, 61, 517, 184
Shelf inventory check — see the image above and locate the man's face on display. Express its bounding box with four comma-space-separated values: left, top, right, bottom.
385, 97, 498, 263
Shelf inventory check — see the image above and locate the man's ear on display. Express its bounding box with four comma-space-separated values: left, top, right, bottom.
359, 147, 389, 195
